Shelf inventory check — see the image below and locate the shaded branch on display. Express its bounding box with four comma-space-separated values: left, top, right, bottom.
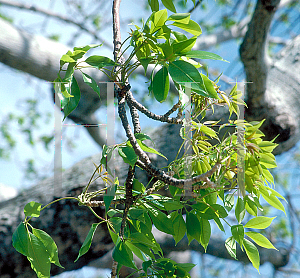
239, 0, 281, 117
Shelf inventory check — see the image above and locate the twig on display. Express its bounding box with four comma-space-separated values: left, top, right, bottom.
111, 259, 118, 278
126, 90, 183, 125
120, 166, 135, 241
0, 0, 111, 48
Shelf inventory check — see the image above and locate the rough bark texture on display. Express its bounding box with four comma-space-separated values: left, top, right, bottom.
0, 1, 300, 275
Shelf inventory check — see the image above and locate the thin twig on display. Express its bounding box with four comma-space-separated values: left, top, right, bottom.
111, 259, 118, 278
0, 0, 111, 48
126, 90, 183, 125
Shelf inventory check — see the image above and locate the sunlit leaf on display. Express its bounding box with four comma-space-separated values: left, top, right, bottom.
75, 223, 100, 262
243, 238, 260, 272
24, 201, 42, 218
245, 232, 277, 250
244, 216, 276, 229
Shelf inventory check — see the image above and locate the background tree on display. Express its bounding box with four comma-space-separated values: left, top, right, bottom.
0, 0, 300, 277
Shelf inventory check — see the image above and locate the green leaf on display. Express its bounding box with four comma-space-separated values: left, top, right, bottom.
162, 199, 183, 210
12, 222, 30, 257
235, 197, 246, 224
129, 232, 157, 248
104, 184, 117, 213
184, 50, 228, 62
63, 62, 76, 82
170, 212, 186, 245
167, 13, 190, 24
117, 144, 138, 167
82, 72, 101, 98
27, 232, 51, 278
244, 216, 276, 229
136, 139, 167, 160
132, 179, 145, 193
161, 0, 176, 12
259, 186, 286, 214
60, 54, 75, 67
210, 204, 228, 218
148, 0, 159, 11
171, 20, 202, 36
63, 76, 81, 120
85, 55, 116, 69
169, 60, 206, 95
186, 211, 200, 243
32, 228, 64, 268
200, 218, 211, 251
200, 73, 219, 99
75, 223, 100, 262
73, 44, 101, 52
231, 224, 244, 247
113, 240, 137, 269
147, 205, 174, 235
125, 241, 146, 261
243, 238, 260, 272
246, 232, 277, 250
172, 37, 197, 54
152, 66, 170, 102
224, 194, 234, 211
151, 9, 168, 34
225, 236, 237, 260
24, 201, 42, 218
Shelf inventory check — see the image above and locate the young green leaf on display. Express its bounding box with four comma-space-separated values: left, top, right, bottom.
32, 228, 64, 268
82, 72, 101, 98
27, 232, 51, 278
152, 66, 170, 102
225, 236, 237, 260
161, 0, 176, 13
245, 232, 277, 250
112, 240, 138, 269
132, 179, 146, 193
200, 217, 211, 251
235, 197, 246, 223
117, 144, 138, 167
172, 37, 197, 54
170, 212, 186, 245
12, 222, 30, 257
104, 184, 117, 213
231, 224, 244, 247
60, 54, 75, 67
167, 13, 190, 24
200, 73, 219, 99
136, 139, 167, 160
85, 55, 116, 69
24, 201, 42, 218
74, 223, 100, 262
73, 44, 102, 52
147, 206, 175, 235
63, 76, 81, 120
186, 211, 201, 243
244, 216, 276, 229
184, 50, 228, 62
171, 20, 202, 36
129, 232, 157, 248
148, 0, 159, 11
243, 238, 260, 272
150, 9, 168, 34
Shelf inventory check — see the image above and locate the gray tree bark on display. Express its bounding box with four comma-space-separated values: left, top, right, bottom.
0, 0, 299, 276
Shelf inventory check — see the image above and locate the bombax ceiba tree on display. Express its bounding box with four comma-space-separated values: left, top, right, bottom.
0, 0, 299, 277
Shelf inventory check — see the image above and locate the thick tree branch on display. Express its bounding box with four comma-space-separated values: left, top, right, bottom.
240, 0, 281, 117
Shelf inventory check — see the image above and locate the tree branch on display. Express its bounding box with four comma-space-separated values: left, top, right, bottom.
0, 0, 111, 48
239, 0, 280, 117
